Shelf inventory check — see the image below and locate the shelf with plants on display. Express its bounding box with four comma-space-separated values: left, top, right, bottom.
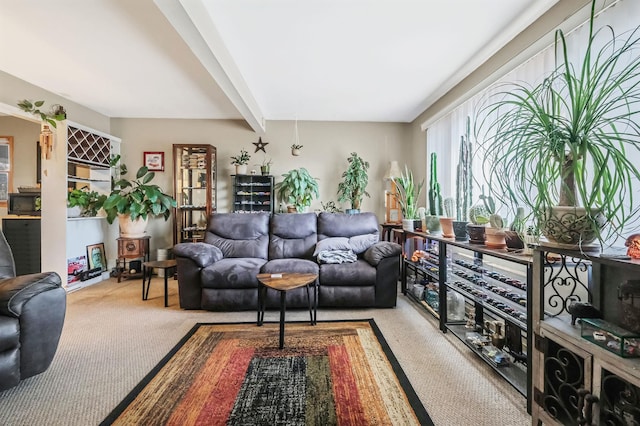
232, 174, 274, 213
173, 144, 217, 244
403, 238, 442, 319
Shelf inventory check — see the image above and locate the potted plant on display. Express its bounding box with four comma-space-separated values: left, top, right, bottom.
275, 167, 319, 212
476, 0, 640, 248
230, 149, 251, 175
260, 157, 272, 176
291, 144, 303, 156
440, 197, 456, 238
103, 165, 177, 237
337, 152, 370, 214
67, 187, 107, 218
393, 165, 424, 231
426, 153, 443, 234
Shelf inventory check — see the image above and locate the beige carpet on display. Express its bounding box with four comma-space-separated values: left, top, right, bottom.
0, 277, 529, 425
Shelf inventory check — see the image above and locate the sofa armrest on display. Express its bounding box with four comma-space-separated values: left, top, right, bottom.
173, 242, 223, 268
0, 272, 62, 318
363, 242, 401, 266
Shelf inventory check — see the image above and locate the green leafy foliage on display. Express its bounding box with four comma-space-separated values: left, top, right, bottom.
337, 152, 370, 210
476, 0, 640, 244
102, 165, 176, 224
230, 149, 251, 165
67, 187, 107, 217
393, 166, 424, 220
17, 99, 66, 128
275, 168, 319, 212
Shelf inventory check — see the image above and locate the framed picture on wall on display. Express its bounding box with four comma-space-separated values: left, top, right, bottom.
86, 243, 107, 272
144, 151, 164, 172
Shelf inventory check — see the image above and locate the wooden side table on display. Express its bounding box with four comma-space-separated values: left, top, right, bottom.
116, 236, 150, 282
256, 272, 318, 349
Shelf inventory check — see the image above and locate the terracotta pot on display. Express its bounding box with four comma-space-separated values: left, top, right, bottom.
485, 227, 507, 249
118, 214, 149, 238
439, 217, 454, 238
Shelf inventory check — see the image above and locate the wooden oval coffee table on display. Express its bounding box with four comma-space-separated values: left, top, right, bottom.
256, 272, 318, 349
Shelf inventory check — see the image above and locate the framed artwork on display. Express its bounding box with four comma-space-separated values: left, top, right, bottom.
144, 151, 164, 172
86, 243, 107, 272
67, 255, 87, 285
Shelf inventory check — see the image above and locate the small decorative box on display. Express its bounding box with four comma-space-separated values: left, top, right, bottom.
580, 318, 640, 358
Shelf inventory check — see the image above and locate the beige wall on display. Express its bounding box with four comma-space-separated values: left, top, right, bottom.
110, 118, 411, 251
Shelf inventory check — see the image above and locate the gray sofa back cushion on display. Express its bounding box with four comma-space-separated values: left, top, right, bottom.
204, 213, 270, 259
317, 212, 379, 241
269, 213, 317, 259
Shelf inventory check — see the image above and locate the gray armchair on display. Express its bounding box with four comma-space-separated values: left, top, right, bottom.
0, 230, 66, 391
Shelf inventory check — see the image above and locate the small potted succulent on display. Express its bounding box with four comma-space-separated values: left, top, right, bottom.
260, 157, 272, 176
291, 144, 303, 156
230, 149, 251, 175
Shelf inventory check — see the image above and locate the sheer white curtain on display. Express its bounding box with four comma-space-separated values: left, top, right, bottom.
426, 0, 640, 236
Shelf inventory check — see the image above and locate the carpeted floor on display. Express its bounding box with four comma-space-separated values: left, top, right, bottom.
103, 320, 432, 425
0, 277, 530, 425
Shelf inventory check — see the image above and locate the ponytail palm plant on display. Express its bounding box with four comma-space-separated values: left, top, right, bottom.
394, 166, 424, 220
476, 0, 640, 247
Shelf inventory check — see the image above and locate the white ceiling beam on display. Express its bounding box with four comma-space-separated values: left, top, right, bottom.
154, 0, 266, 134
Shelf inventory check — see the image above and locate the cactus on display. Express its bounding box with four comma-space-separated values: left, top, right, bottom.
455, 116, 473, 221
428, 153, 443, 216
510, 206, 526, 233
489, 213, 504, 229
469, 205, 490, 225
444, 197, 455, 218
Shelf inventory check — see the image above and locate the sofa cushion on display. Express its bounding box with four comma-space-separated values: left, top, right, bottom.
348, 234, 379, 254
317, 212, 379, 240
312, 237, 351, 257
204, 213, 270, 259
269, 213, 317, 260
261, 258, 319, 275
319, 260, 376, 286
202, 258, 267, 289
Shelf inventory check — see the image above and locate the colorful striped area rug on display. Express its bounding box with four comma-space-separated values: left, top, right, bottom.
102, 320, 433, 425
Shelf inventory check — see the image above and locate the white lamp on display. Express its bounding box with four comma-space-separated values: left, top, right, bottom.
384, 160, 402, 181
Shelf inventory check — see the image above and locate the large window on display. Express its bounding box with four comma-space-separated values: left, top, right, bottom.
425, 0, 640, 242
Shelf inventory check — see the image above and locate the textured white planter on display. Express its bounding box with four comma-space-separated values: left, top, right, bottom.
118, 214, 149, 238
235, 164, 248, 175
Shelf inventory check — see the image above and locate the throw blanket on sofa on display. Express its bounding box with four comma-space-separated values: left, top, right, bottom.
317, 249, 358, 264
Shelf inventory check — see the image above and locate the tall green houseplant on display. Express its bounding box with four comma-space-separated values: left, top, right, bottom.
476, 0, 640, 247
337, 152, 370, 213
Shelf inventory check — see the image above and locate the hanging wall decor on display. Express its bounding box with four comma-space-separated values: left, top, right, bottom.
253, 137, 268, 153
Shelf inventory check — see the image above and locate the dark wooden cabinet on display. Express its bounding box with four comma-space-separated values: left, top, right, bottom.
2, 218, 41, 275
116, 236, 150, 282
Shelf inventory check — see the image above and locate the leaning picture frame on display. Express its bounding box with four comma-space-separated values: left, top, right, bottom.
86, 243, 107, 272
143, 151, 164, 172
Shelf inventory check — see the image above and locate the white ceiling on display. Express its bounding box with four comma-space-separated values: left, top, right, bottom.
0, 0, 558, 132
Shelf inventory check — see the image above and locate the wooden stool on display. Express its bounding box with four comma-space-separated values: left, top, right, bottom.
142, 259, 178, 307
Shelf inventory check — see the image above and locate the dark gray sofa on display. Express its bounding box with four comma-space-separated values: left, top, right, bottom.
173, 212, 401, 311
